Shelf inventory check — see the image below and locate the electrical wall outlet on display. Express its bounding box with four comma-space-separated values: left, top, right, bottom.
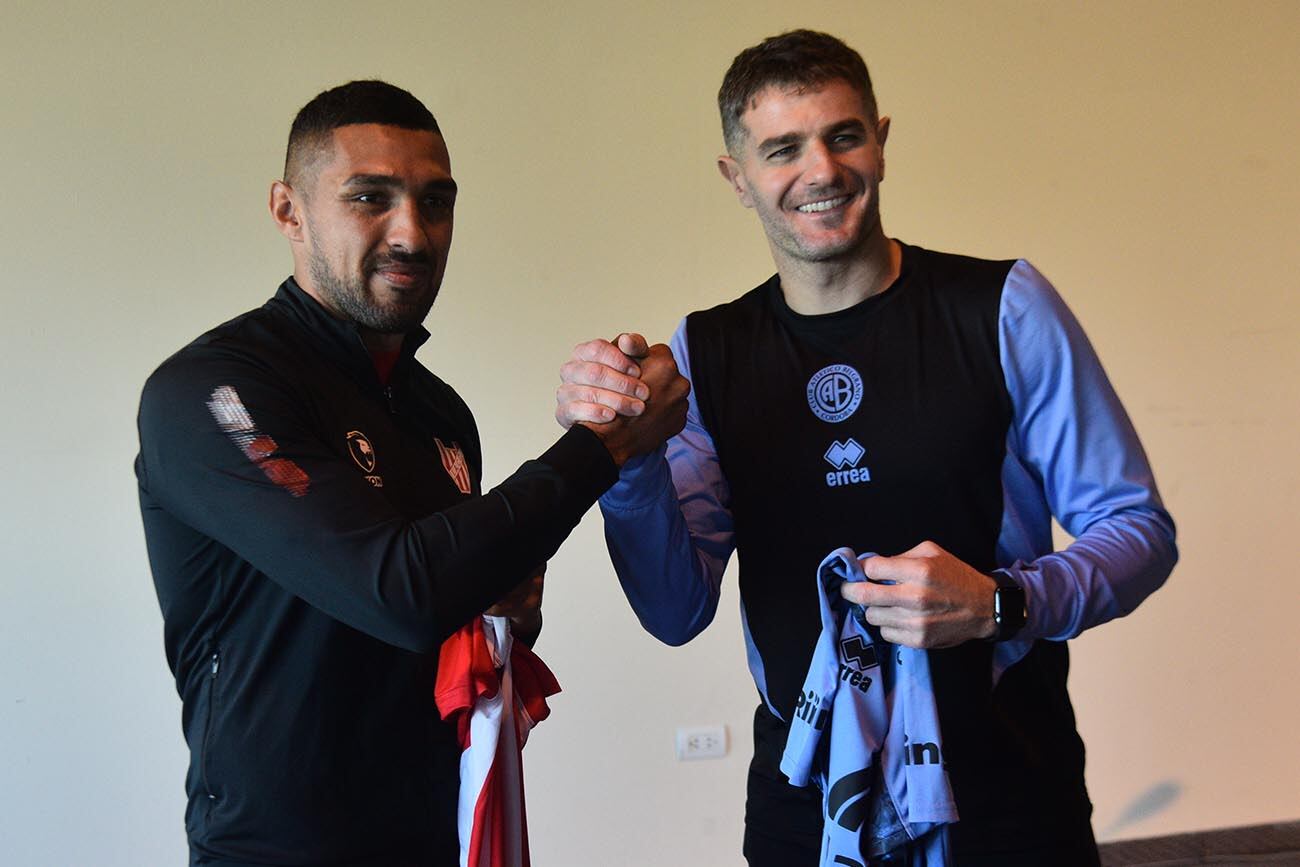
675, 724, 728, 760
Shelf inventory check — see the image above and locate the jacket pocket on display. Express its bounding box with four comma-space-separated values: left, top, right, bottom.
200, 648, 221, 819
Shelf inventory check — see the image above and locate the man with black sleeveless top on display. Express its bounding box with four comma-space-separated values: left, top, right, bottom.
556, 30, 1177, 866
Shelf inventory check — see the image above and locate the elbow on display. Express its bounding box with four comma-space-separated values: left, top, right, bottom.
651, 626, 700, 648
1147, 513, 1180, 592
1152, 504, 1178, 564
1159, 535, 1179, 581
400, 633, 440, 654
638, 608, 714, 647
364, 589, 446, 653
1108, 523, 1180, 622
1149, 537, 1178, 599
376, 618, 440, 654
1113, 507, 1180, 604
608, 541, 725, 647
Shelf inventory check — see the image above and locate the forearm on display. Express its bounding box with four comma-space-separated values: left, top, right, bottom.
141, 361, 615, 653
574, 317, 734, 645
390, 426, 616, 644
600, 445, 730, 645
1004, 507, 1177, 640
997, 260, 1178, 641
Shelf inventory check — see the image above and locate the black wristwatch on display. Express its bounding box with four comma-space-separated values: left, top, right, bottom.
989, 570, 1027, 642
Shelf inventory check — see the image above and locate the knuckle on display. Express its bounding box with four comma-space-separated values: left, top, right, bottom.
595, 366, 621, 389
575, 338, 609, 359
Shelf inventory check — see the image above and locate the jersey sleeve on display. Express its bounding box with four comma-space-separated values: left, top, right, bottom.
997, 261, 1178, 641
136, 345, 616, 653
598, 318, 735, 645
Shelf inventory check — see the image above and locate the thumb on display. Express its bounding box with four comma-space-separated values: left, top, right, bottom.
614, 332, 650, 360
860, 553, 909, 585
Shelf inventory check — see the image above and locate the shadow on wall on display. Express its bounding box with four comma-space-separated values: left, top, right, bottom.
1101, 780, 1183, 839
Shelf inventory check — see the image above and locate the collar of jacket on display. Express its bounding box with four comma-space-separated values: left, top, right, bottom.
268, 276, 432, 393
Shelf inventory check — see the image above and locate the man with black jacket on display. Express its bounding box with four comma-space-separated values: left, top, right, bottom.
136, 80, 687, 866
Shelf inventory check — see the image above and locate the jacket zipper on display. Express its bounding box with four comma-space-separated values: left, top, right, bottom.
352, 330, 398, 415
201, 649, 220, 814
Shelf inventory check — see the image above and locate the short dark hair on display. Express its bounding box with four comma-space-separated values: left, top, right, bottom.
717, 30, 877, 155
284, 80, 441, 188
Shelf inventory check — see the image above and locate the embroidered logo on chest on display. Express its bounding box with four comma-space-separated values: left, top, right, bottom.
806, 364, 863, 423
435, 438, 472, 495
346, 430, 383, 487
824, 437, 871, 488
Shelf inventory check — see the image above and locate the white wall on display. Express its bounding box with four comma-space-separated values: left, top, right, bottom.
1, 2, 1297, 864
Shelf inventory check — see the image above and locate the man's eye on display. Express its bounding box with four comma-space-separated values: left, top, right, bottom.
353, 193, 388, 206
766, 146, 795, 161
423, 196, 455, 210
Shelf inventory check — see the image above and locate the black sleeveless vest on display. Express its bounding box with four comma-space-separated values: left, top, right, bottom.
687, 244, 1094, 848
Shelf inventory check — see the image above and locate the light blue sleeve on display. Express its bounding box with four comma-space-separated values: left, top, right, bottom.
598, 318, 736, 646
997, 260, 1178, 641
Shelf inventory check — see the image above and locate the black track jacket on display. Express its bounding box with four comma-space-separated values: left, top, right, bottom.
136, 278, 615, 866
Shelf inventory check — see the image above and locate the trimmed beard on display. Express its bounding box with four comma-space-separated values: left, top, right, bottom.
307, 249, 437, 335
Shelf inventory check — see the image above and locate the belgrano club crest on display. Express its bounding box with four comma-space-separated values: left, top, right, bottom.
435, 438, 472, 495
806, 364, 863, 423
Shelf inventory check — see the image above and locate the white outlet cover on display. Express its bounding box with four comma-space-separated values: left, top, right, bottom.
675, 725, 728, 760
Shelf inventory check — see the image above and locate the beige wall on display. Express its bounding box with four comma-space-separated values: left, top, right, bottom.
2, 1, 1296, 863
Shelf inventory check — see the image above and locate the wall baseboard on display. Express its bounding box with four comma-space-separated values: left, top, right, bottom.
1100, 820, 1300, 866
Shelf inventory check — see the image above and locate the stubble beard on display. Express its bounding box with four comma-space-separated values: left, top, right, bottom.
307, 249, 438, 335
764, 183, 881, 265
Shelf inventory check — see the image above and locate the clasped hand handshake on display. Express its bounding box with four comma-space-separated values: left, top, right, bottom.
555, 333, 690, 466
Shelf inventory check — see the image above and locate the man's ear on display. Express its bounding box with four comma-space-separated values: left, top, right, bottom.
269, 181, 305, 242
716, 155, 755, 208
876, 115, 891, 180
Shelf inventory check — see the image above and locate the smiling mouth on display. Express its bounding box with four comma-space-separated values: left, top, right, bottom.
375, 266, 431, 290
796, 195, 852, 213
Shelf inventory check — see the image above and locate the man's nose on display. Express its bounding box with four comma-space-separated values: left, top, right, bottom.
801, 141, 837, 186
386, 197, 428, 252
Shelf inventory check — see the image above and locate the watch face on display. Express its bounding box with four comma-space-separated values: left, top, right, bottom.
994, 585, 1027, 639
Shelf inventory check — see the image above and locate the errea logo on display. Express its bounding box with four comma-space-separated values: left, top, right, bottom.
824, 438, 870, 488
836, 635, 877, 695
